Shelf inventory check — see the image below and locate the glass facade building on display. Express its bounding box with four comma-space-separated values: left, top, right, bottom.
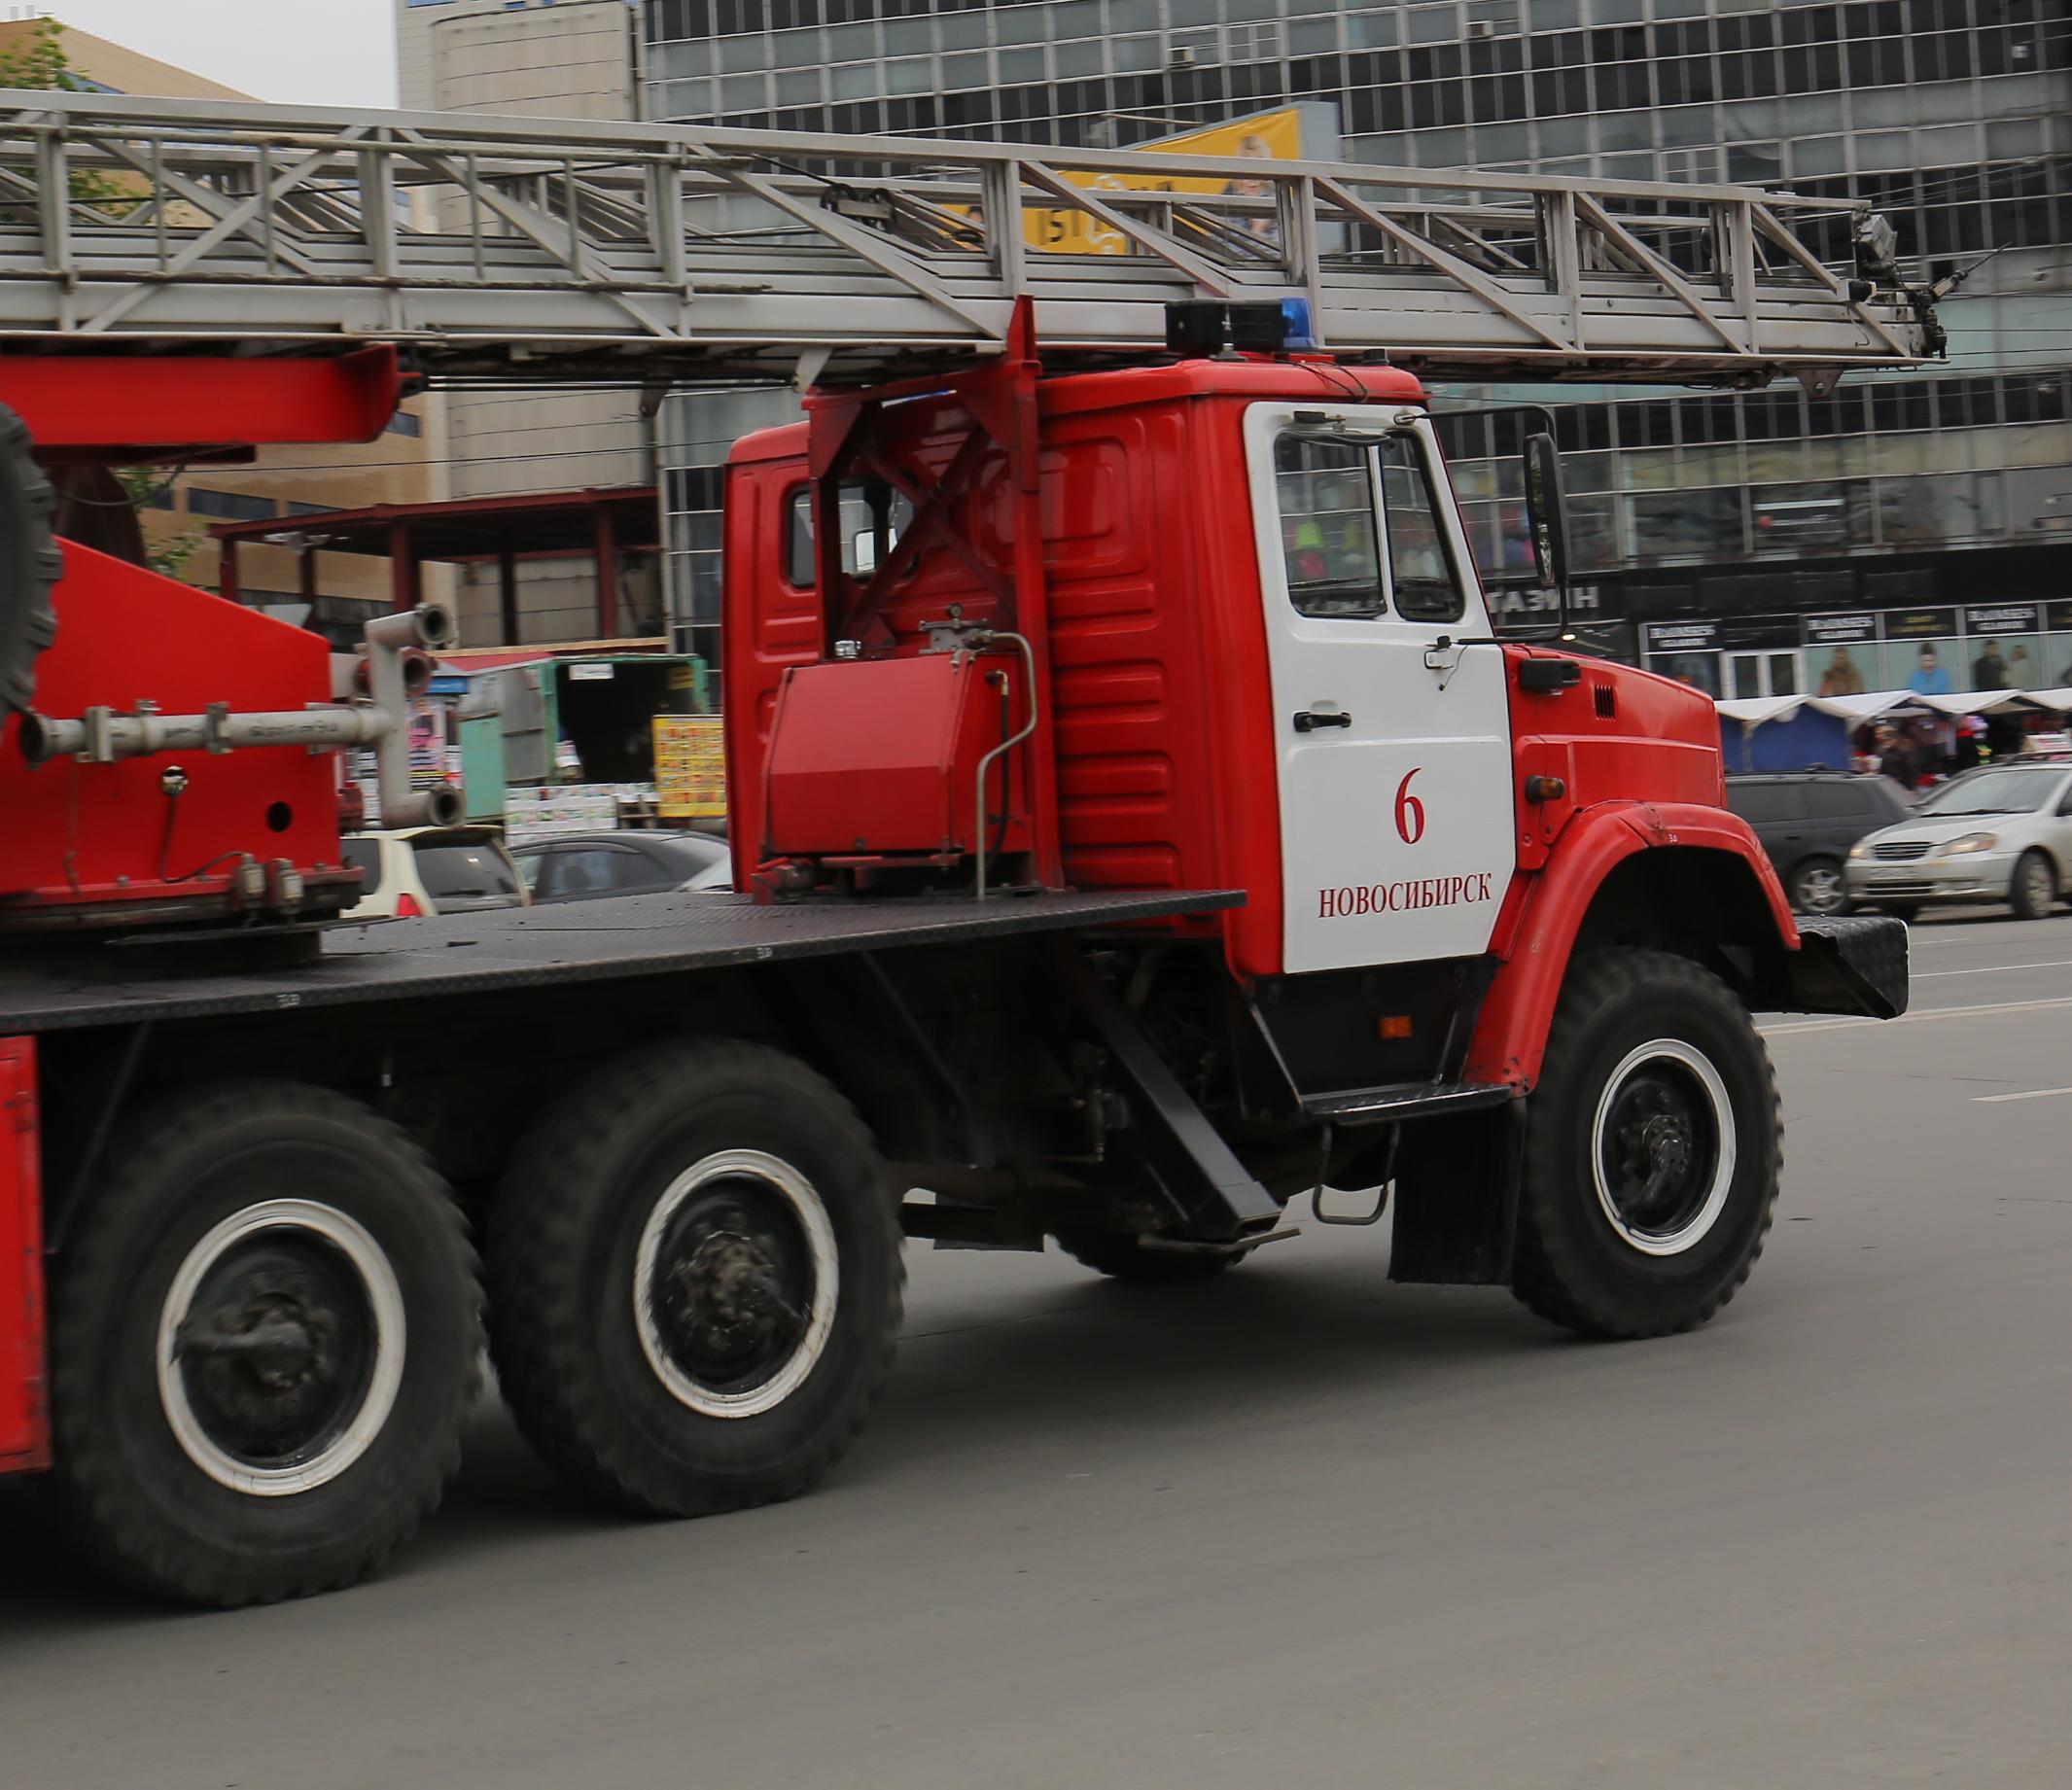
643, 0, 2071, 696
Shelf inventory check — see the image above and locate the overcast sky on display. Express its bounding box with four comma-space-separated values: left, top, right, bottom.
44, 1, 398, 107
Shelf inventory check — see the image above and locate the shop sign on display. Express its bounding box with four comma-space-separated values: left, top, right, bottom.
1802, 613, 1878, 645
1880, 607, 1959, 640
2044, 600, 2072, 633
1641, 621, 1719, 653
569, 661, 615, 681
1962, 604, 2040, 636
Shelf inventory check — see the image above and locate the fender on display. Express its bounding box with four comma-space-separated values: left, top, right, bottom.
0, 1035, 47, 1475
1465, 801, 1797, 1092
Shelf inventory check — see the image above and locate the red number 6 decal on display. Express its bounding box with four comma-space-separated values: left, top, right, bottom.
1394, 767, 1426, 845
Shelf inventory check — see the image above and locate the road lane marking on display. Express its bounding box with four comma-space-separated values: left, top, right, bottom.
1762, 994, 2072, 1037
1916, 958, 2072, 979
1972, 1085, 2072, 1104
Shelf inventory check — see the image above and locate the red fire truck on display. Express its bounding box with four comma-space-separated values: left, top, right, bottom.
0, 94, 1920, 1603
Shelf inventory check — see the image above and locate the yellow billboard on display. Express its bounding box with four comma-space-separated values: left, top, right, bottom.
653, 715, 728, 820
1022, 107, 1304, 255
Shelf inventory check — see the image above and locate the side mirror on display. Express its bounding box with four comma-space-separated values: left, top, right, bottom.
1523, 432, 1569, 596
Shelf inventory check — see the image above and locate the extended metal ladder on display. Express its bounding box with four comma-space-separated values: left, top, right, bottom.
0, 89, 1933, 388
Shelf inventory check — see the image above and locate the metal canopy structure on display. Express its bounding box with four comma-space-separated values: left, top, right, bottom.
206, 484, 658, 635
0, 89, 1934, 390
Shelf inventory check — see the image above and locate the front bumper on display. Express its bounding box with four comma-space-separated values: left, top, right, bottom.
1784, 915, 1910, 1018
1845, 853, 2013, 907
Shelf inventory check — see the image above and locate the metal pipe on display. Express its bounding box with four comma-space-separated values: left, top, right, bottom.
969, 630, 1038, 903
20, 606, 463, 830
364, 605, 461, 829
19, 701, 395, 763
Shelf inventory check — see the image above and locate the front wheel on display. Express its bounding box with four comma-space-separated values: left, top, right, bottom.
1511, 950, 1781, 1339
50, 1083, 480, 1606
2008, 850, 2056, 922
485, 1040, 902, 1519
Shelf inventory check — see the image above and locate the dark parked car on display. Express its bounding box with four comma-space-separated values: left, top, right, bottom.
510, 829, 731, 903
1725, 771, 1912, 915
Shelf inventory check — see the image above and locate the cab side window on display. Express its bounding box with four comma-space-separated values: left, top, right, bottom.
1274, 436, 1386, 619
1376, 435, 1466, 624
785, 482, 915, 588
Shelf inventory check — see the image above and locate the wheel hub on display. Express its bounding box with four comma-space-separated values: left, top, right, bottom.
632, 1150, 840, 1421
661, 1227, 802, 1367
157, 1199, 406, 1497
1590, 1040, 1738, 1257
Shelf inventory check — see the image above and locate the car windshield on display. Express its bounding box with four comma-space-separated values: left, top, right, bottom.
412, 838, 521, 899
1913, 768, 2064, 818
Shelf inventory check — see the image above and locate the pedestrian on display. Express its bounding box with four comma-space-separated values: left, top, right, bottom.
1879, 727, 1917, 790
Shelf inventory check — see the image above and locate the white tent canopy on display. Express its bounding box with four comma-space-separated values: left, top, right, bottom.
1714, 690, 1914, 727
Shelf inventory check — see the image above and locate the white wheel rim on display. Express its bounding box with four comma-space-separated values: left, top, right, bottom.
157, 1199, 406, 1497
1590, 1039, 1738, 1256
1801, 866, 1841, 910
632, 1148, 839, 1420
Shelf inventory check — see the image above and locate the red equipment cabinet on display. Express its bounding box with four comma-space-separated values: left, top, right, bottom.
0, 1037, 47, 1473
0, 546, 353, 925
763, 650, 1034, 865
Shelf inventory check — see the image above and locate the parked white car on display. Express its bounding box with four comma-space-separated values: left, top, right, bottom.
341, 826, 531, 921
1845, 760, 2072, 922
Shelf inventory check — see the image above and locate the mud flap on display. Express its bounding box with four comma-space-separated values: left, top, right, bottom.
1388, 1098, 1524, 1285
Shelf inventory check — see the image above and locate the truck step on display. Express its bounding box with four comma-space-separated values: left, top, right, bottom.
1300, 1082, 1515, 1125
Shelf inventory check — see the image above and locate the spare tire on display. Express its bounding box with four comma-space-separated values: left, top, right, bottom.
0, 403, 61, 723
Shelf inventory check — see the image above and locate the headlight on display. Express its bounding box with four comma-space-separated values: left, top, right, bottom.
1848, 841, 1871, 860
1935, 832, 1999, 857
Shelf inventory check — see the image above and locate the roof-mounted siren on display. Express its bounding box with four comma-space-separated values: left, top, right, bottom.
1164, 298, 1317, 360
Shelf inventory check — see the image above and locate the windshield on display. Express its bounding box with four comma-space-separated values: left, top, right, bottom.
1914, 768, 2066, 818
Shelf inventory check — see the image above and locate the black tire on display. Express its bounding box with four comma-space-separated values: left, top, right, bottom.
2008, 849, 2056, 922
1878, 901, 1920, 923
50, 1083, 480, 1607
1053, 1228, 1240, 1284
1787, 855, 1848, 916
1511, 949, 1781, 1340
485, 1039, 902, 1519
0, 403, 60, 722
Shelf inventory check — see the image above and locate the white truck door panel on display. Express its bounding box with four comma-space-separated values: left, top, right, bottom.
1246, 404, 1518, 975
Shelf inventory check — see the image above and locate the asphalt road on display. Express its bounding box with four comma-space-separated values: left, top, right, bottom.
4, 913, 2069, 1789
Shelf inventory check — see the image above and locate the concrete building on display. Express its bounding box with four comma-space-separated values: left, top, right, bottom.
396, 0, 662, 647
638, 0, 2072, 698
0, 17, 440, 645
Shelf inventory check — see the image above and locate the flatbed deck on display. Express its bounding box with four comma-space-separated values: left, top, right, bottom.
0, 888, 1244, 1034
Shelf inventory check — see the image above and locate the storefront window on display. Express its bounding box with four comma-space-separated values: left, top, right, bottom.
1628, 488, 1744, 562
1876, 473, 2001, 548
1750, 480, 1871, 555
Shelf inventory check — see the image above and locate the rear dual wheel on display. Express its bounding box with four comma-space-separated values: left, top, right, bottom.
51, 1084, 479, 1606
485, 1041, 902, 1519
1512, 949, 1781, 1339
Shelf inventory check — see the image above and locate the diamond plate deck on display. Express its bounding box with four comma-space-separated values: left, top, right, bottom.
0, 888, 1243, 1035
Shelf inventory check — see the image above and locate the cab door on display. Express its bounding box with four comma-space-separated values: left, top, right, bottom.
1245, 404, 1517, 974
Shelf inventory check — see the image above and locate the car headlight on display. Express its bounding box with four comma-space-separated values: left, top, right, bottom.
1848, 841, 1871, 860
1935, 832, 1999, 857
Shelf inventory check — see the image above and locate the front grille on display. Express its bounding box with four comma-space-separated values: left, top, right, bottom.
1865, 882, 1933, 898
1872, 841, 1932, 861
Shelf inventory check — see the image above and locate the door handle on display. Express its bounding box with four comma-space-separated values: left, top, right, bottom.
1293, 710, 1352, 732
